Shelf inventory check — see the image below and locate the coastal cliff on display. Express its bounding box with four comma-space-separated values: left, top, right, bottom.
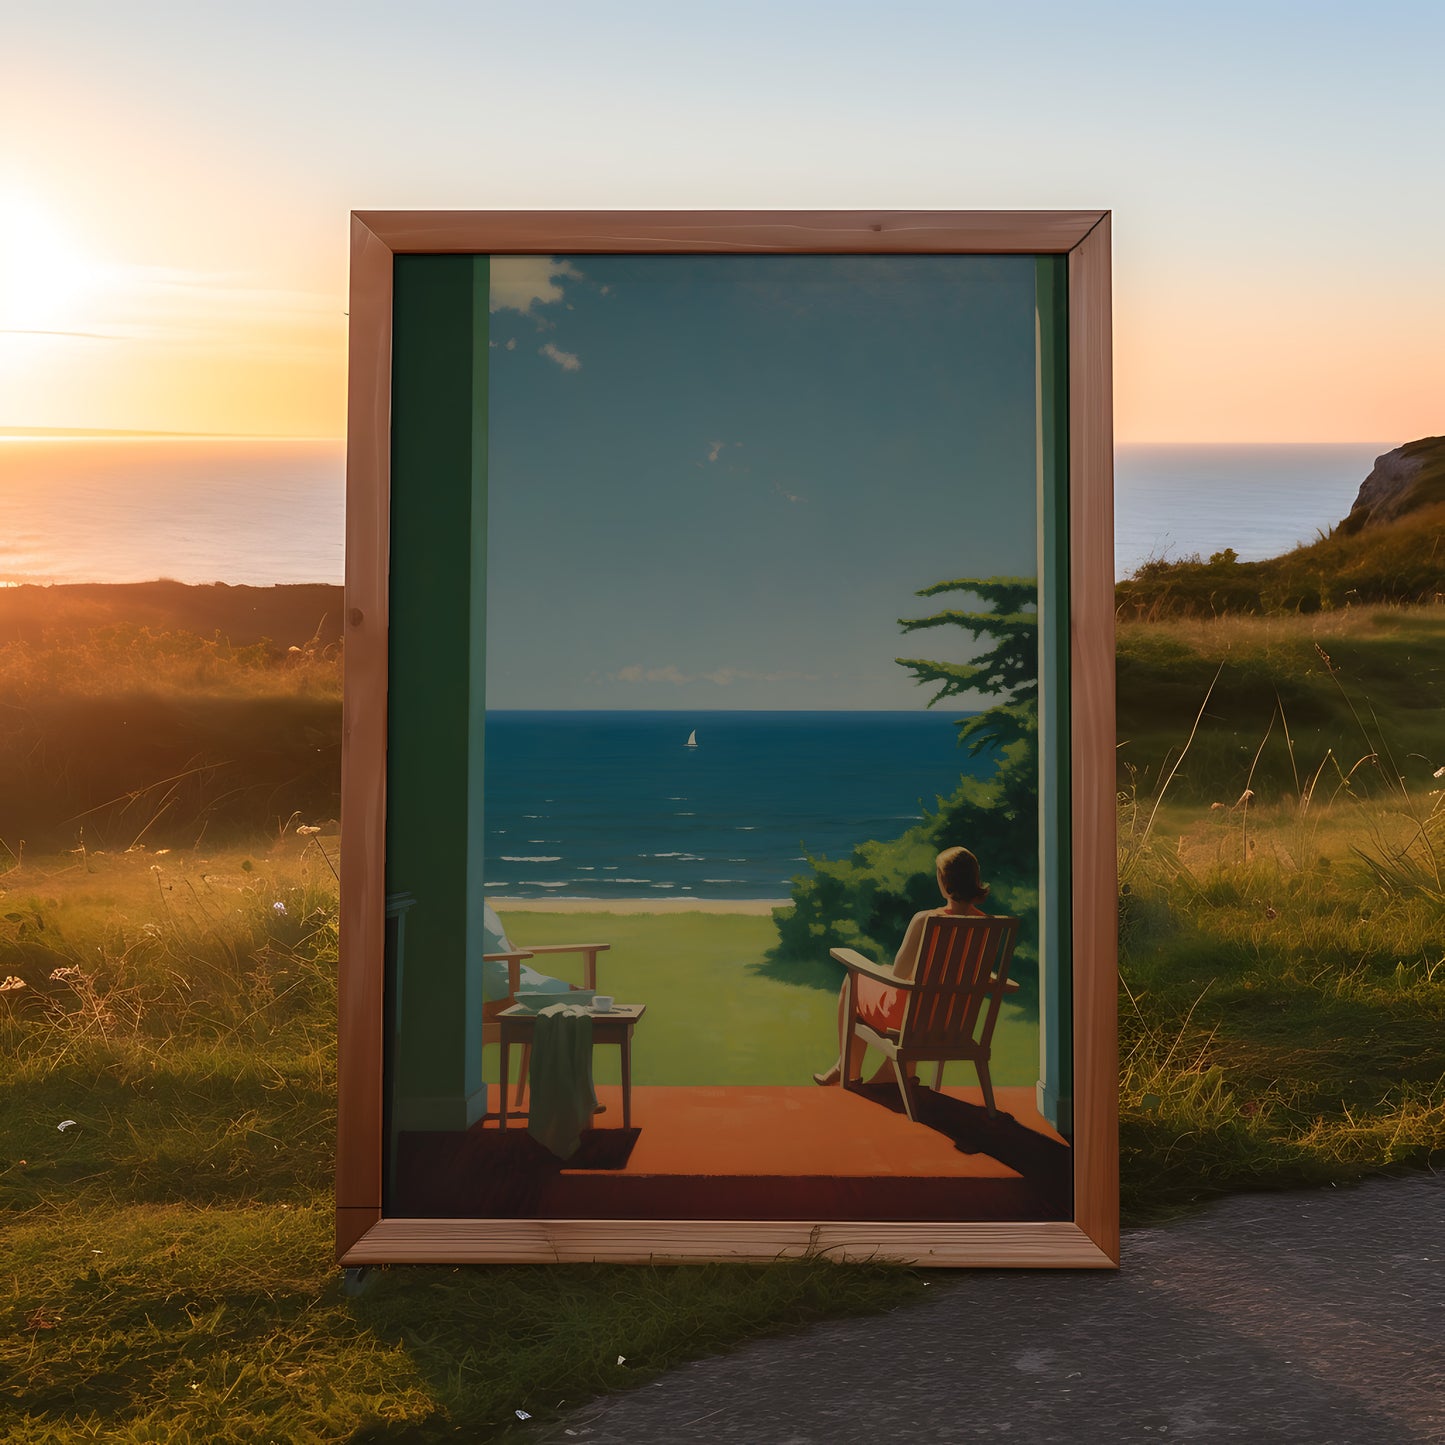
1338, 435, 1445, 534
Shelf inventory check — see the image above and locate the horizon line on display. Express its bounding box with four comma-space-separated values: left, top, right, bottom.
0, 428, 1412, 447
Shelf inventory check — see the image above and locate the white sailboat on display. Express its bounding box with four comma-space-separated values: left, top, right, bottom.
685, 729, 698, 748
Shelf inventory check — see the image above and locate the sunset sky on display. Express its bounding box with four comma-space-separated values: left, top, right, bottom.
3, 1, 1442, 443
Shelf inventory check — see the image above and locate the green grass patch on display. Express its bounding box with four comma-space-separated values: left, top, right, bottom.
1117, 604, 1445, 801
494, 909, 1039, 1087
4, 1202, 921, 1444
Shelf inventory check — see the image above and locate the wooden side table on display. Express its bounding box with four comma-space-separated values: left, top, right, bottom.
497, 1003, 646, 1130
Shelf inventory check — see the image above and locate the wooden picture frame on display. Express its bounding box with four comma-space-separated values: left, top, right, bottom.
338, 211, 1116, 1268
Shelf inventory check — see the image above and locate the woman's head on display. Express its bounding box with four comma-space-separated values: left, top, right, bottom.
935, 846, 989, 904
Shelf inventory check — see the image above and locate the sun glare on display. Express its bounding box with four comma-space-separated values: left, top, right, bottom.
0, 192, 108, 334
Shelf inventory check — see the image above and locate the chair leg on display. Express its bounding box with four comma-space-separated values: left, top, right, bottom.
976, 1059, 997, 1116
895, 1066, 919, 1123
841, 995, 860, 1088
932, 1061, 945, 1090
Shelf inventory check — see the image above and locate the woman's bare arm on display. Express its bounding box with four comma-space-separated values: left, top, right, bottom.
891, 911, 931, 982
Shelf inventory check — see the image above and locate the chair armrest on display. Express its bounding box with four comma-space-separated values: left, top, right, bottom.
994, 974, 1021, 994
517, 942, 610, 990
483, 949, 533, 997
829, 947, 913, 988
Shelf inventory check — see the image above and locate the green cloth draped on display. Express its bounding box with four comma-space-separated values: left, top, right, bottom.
526, 1004, 597, 1159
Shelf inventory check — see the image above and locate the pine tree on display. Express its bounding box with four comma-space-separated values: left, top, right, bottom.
764, 577, 1040, 1000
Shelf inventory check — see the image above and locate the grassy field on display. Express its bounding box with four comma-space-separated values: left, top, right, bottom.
4, 588, 1444, 1440
5, 787, 1443, 1438
1117, 603, 1445, 800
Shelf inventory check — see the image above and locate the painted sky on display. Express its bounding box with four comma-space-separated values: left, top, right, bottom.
3, 2, 1443, 443
485, 254, 1040, 709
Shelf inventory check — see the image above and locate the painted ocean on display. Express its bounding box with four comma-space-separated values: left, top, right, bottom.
483, 710, 989, 901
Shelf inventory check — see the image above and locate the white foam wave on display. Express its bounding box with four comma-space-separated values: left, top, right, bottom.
521, 881, 567, 889
500, 855, 562, 862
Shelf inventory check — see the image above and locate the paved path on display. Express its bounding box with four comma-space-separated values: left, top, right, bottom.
532, 1172, 1445, 1444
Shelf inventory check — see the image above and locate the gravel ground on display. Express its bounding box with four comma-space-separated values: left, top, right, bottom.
530, 1171, 1445, 1444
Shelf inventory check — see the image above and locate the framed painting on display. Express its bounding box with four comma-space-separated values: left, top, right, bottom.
338, 211, 1116, 1268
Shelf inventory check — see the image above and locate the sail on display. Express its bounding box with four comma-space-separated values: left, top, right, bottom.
686, 729, 698, 747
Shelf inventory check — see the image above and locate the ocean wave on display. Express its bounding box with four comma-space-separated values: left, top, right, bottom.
736, 826, 756, 831
650, 852, 702, 860
520, 881, 567, 889
674, 812, 696, 816
650, 883, 675, 889
607, 877, 651, 884
702, 878, 745, 883
500, 855, 562, 862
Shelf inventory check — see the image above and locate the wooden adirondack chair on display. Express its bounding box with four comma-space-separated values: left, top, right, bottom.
831, 913, 1020, 1122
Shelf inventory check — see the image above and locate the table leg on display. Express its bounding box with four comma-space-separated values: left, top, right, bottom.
621, 1024, 633, 1129
499, 1033, 510, 1130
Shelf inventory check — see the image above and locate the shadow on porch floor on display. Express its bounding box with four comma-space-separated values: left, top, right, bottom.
394, 1082, 1072, 1222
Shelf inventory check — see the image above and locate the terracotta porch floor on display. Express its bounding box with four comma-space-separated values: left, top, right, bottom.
393, 1082, 1072, 1221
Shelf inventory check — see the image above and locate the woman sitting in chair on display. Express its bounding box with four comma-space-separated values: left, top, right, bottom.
812, 845, 990, 1087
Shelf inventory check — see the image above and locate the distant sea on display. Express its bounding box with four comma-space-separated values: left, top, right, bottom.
0, 437, 1393, 585
0, 438, 345, 587
484, 710, 987, 901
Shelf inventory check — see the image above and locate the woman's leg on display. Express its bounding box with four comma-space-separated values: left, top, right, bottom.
813, 980, 867, 1085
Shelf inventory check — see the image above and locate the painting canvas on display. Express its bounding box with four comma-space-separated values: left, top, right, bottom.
338, 213, 1117, 1267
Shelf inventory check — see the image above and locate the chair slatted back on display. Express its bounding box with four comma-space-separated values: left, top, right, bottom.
899, 914, 1020, 1052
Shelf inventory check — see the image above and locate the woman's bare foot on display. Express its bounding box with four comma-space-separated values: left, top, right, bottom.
812, 1066, 840, 1086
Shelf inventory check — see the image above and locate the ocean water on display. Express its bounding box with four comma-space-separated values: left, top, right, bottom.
1114, 442, 1390, 577
483, 710, 989, 900
0, 438, 345, 586
0, 437, 1394, 586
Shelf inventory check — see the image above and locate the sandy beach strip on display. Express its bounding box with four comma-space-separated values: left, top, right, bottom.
489, 896, 789, 915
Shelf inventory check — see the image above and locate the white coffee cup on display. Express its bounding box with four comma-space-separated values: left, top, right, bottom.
592, 995, 614, 1013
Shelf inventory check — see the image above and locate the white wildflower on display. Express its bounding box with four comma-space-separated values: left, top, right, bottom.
0, 975, 27, 992
295, 825, 322, 836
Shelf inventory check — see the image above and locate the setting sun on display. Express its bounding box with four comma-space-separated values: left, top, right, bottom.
0, 191, 108, 335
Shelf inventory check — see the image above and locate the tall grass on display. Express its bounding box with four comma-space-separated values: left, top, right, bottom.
1115, 672, 1445, 1220
0, 626, 342, 850
0, 623, 342, 702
